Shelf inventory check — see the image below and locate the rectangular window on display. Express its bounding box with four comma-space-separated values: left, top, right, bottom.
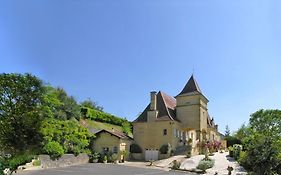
174, 128, 177, 137
163, 129, 167, 136
113, 146, 118, 153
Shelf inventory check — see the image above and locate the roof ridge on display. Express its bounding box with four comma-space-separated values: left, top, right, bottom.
158, 91, 174, 121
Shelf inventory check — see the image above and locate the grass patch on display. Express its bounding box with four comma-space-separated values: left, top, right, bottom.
81, 119, 133, 137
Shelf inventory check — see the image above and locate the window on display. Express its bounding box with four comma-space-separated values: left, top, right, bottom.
174, 128, 177, 137
113, 146, 118, 153
163, 129, 167, 136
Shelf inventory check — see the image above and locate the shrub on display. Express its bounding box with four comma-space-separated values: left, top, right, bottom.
32, 160, 41, 166
103, 155, 107, 162
130, 144, 142, 153
186, 145, 192, 158
228, 146, 234, 157
2, 153, 35, 172
171, 160, 181, 170
196, 158, 215, 172
43, 141, 64, 159
159, 144, 171, 154
111, 154, 118, 162
233, 144, 242, 160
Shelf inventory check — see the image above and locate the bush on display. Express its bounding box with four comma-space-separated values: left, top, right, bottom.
171, 160, 181, 170
32, 160, 41, 166
111, 154, 118, 162
196, 158, 215, 172
233, 144, 242, 160
82, 107, 131, 128
159, 144, 171, 154
228, 146, 234, 157
43, 141, 64, 159
186, 145, 192, 158
130, 144, 142, 153
1, 152, 35, 172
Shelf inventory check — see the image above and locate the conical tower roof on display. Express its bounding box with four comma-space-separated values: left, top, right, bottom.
178, 75, 201, 95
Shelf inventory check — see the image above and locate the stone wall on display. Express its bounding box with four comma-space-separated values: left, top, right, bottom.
39, 153, 89, 169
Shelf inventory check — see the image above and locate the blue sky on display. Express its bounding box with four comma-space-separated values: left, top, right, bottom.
1, 0, 280, 133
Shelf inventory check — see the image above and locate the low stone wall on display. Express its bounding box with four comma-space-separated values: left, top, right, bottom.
159, 154, 169, 160
39, 153, 89, 169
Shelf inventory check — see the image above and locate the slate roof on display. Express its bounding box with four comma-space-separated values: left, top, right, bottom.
178, 75, 201, 96
133, 91, 178, 122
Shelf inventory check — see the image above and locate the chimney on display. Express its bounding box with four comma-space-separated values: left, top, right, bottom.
215, 125, 218, 131
150, 91, 157, 111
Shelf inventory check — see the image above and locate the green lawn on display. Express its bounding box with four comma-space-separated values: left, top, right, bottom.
80, 119, 133, 137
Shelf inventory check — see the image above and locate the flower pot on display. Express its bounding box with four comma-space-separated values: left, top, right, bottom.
92, 159, 98, 163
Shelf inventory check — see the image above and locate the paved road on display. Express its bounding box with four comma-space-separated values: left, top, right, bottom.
17, 164, 192, 175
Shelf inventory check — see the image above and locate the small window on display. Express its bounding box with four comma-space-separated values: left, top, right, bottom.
163, 129, 167, 136
174, 128, 177, 137
113, 146, 118, 153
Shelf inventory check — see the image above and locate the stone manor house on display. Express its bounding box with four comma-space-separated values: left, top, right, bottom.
132, 75, 222, 160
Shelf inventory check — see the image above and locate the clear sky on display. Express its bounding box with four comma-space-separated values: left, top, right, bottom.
1, 0, 280, 133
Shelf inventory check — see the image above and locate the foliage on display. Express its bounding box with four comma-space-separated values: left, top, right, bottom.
40, 119, 93, 155
80, 98, 103, 112
129, 144, 142, 153
196, 158, 215, 172
111, 154, 118, 162
225, 136, 241, 147
44, 87, 81, 120
0, 73, 45, 151
103, 155, 107, 162
81, 107, 130, 127
121, 122, 131, 135
42, 141, 64, 159
0, 151, 35, 173
234, 123, 250, 141
89, 152, 100, 160
32, 160, 41, 166
236, 109, 281, 175
186, 145, 192, 158
159, 144, 171, 154
171, 160, 181, 170
232, 144, 242, 160
225, 125, 230, 137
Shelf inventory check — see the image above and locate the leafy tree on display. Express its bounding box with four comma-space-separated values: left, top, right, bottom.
239, 109, 281, 175
234, 123, 250, 141
44, 87, 81, 120
225, 125, 230, 137
0, 73, 45, 151
121, 122, 131, 135
80, 98, 103, 112
40, 118, 93, 155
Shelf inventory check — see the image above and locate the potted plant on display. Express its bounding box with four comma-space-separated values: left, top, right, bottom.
103, 155, 107, 163
111, 153, 118, 164
90, 152, 100, 163
227, 166, 234, 175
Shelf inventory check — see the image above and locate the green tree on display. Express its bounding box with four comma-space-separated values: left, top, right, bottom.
234, 123, 250, 141
0, 73, 45, 151
241, 109, 281, 175
225, 125, 230, 137
121, 122, 131, 135
80, 98, 103, 112
40, 118, 93, 155
44, 87, 81, 120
